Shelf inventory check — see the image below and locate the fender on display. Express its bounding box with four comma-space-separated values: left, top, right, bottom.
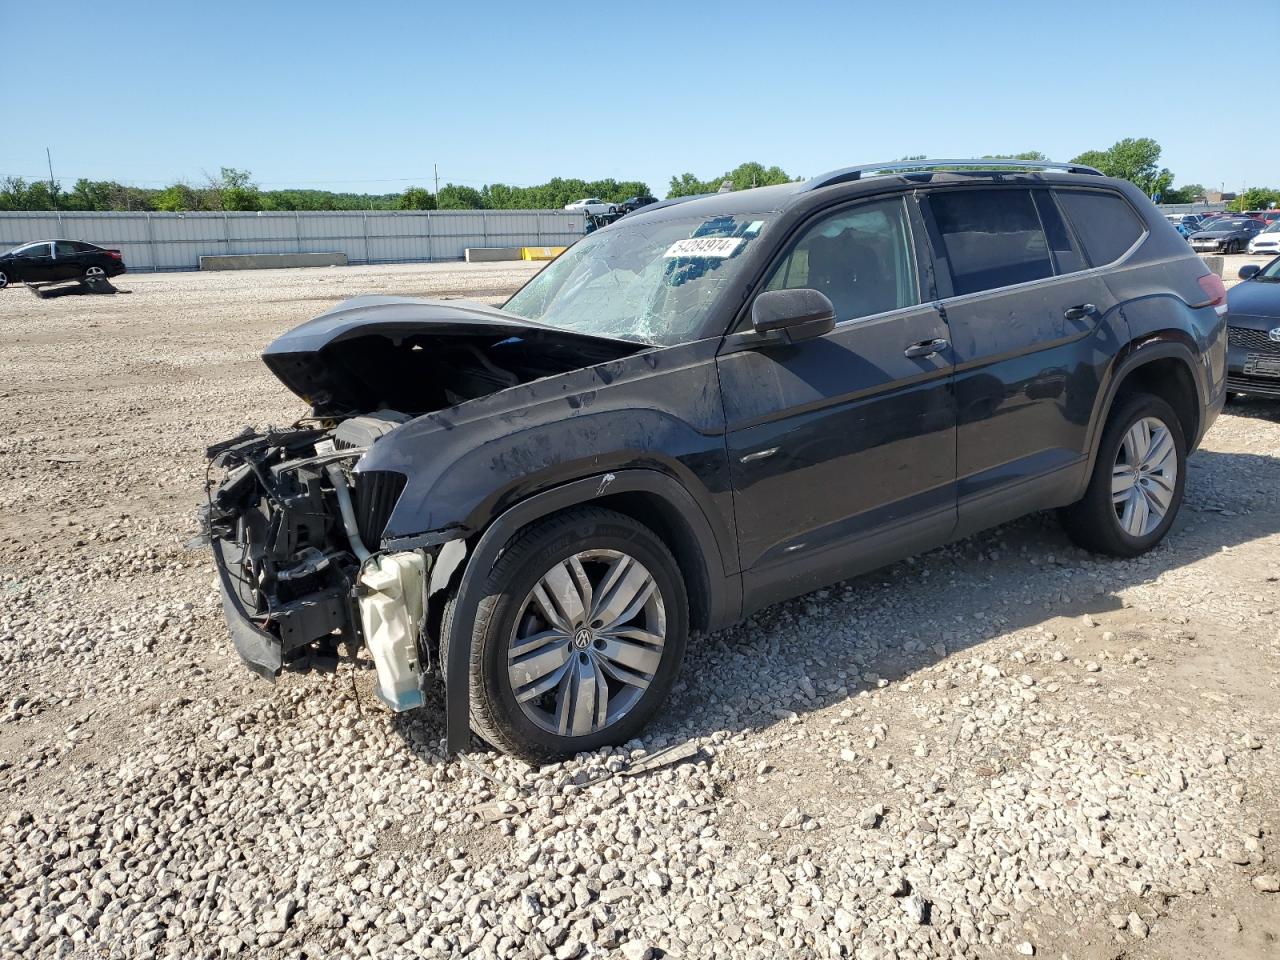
441, 468, 740, 754
1079, 336, 1204, 487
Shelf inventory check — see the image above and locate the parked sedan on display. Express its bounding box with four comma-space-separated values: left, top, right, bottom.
618, 195, 658, 214
1188, 217, 1266, 254
563, 198, 618, 216
0, 239, 126, 288
1226, 257, 1280, 398
1249, 222, 1280, 256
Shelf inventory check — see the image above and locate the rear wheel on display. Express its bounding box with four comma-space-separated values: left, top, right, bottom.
1059, 393, 1186, 557
441, 507, 689, 762
84, 265, 106, 280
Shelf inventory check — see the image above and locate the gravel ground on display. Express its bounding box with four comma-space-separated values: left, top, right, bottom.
1, 259, 1278, 960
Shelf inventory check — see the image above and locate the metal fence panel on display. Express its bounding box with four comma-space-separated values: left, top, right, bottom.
0, 209, 587, 271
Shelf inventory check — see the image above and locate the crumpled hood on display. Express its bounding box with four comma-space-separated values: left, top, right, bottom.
261, 295, 642, 418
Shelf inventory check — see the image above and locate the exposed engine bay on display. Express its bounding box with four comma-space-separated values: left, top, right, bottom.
204, 296, 645, 709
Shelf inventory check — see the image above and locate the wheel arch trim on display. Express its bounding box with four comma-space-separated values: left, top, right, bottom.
1081, 338, 1204, 488
441, 468, 738, 754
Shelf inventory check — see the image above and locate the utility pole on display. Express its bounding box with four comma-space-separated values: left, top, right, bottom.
433, 163, 439, 198
46, 147, 57, 209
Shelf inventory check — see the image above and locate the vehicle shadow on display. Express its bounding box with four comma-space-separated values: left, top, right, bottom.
388, 446, 1280, 766
1224, 396, 1280, 425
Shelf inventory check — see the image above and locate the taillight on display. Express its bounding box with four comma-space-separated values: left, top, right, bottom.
106, 250, 123, 260
1197, 273, 1228, 315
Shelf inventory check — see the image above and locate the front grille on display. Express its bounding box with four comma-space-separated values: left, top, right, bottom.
1228, 325, 1280, 354
1228, 375, 1280, 398
351, 470, 407, 548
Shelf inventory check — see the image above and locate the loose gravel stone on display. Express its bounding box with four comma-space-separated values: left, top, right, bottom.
2, 262, 1278, 960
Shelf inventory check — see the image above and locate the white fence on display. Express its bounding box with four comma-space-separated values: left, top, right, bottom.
0, 209, 587, 272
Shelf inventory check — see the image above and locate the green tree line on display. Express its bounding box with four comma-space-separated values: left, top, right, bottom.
3, 142, 1271, 214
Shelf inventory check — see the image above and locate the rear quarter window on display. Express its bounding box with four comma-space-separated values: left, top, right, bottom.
1055, 190, 1147, 266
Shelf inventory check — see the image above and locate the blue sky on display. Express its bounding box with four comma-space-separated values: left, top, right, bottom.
3, 0, 1274, 198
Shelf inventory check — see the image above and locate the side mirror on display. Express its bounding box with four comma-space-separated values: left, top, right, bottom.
751, 288, 836, 343
1239, 264, 1261, 280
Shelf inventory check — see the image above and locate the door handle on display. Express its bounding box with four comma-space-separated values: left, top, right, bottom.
1063, 303, 1098, 322
904, 338, 949, 359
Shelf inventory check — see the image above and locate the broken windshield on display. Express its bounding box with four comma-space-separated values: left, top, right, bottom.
503, 214, 769, 345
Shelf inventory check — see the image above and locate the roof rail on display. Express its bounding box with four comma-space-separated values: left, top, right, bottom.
802, 158, 1104, 192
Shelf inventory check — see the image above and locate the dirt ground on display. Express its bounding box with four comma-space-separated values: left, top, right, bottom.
1, 259, 1278, 960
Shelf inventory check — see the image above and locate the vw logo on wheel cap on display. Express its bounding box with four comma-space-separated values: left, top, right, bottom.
1269, 327, 1280, 343
573, 627, 594, 649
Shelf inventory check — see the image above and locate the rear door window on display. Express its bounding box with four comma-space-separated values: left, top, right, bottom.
55, 241, 79, 257
1055, 189, 1147, 266
928, 188, 1053, 295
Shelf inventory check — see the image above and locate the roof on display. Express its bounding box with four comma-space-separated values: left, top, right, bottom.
619, 159, 1117, 227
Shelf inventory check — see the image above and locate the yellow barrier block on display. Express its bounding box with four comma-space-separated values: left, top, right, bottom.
520, 246, 566, 261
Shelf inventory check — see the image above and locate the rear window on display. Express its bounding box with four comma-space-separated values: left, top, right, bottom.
929, 188, 1053, 296
1056, 190, 1146, 266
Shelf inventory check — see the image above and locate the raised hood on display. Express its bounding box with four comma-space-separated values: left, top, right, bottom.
262, 296, 645, 418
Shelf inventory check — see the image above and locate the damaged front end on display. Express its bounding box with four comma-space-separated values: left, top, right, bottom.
204, 413, 429, 711
204, 295, 647, 714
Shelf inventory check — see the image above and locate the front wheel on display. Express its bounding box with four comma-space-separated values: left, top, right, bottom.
0, 270, 7, 289
1059, 393, 1186, 557
442, 506, 689, 762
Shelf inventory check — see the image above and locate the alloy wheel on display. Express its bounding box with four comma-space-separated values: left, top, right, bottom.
0, 271, 7, 289
85, 266, 106, 278
507, 548, 667, 737
1111, 416, 1178, 537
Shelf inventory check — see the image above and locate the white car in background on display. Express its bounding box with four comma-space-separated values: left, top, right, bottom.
1248, 221, 1280, 256
564, 198, 618, 216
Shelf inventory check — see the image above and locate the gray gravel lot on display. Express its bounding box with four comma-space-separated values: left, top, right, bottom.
1, 259, 1278, 960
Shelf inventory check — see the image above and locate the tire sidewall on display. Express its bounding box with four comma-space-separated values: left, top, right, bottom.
1096, 395, 1187, 553
473, 512, 688, 758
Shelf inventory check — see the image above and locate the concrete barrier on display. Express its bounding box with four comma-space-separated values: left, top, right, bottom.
465, 247, 524, 263
521, 246, 567, 261
199, 252, 348, 271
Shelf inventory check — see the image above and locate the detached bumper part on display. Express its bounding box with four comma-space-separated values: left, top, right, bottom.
358, 552, 427, 711
213, 538, 286, 679
212, 536, 351, 679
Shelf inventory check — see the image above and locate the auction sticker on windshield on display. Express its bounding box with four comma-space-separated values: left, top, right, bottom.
663, 237, 743, 259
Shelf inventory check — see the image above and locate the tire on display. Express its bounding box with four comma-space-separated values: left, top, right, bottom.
0, 271, 7, 289
84, 265, 106, 280
441, 506, 689, 762
1059, 393, 1186, 557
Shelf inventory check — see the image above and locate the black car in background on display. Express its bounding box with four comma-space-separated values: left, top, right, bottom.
0, 239, 127, 288
618, 195, 658, 214
1226, 257, 1280, 398
205, 159, 1226, 760
1189, 217, 1265, 254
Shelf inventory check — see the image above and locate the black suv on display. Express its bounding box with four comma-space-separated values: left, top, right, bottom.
206, 159, 1227, 761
